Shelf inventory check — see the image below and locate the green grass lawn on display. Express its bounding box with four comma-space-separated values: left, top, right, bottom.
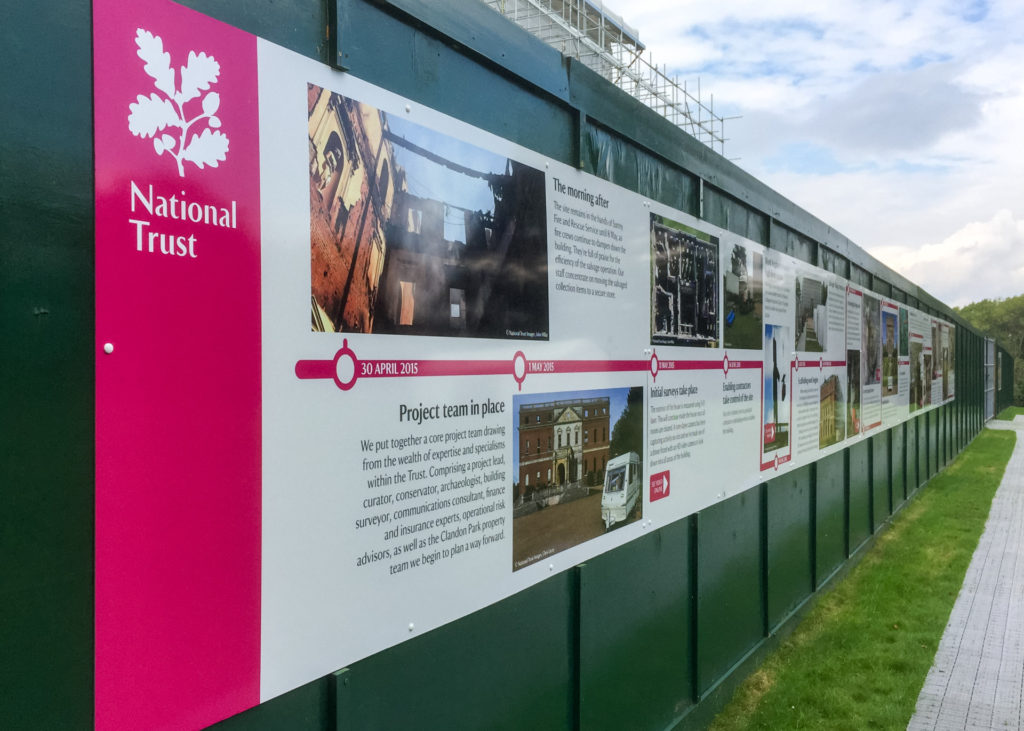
724, 309, 761, 350
996, 405, 1024, 420
710, 427, 1016, 731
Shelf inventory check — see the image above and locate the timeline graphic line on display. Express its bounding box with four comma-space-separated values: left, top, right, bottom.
294, 342, 761, 391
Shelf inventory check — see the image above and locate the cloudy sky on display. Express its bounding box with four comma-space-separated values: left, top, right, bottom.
620, 0, 1024, 307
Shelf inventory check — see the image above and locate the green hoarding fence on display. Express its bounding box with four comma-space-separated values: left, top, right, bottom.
0, 0, 1015, 728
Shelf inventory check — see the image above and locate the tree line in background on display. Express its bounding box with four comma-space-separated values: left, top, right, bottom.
956, 294, 1024, 405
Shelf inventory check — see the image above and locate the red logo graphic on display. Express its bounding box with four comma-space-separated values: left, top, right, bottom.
650, 471, 670, 501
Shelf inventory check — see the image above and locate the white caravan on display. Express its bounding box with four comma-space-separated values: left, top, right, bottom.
601, 451, 640, 530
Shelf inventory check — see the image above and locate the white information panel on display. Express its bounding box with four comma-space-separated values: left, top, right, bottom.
257, 41, 958, 697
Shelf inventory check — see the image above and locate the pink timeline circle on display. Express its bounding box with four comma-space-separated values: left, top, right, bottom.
512, 351, 527, 389
332, 339, 359, 391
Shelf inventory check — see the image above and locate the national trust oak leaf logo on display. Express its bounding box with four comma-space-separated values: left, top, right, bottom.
127, 29, 229, 177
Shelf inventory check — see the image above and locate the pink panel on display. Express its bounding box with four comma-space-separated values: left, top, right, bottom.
93, 0, 262, 727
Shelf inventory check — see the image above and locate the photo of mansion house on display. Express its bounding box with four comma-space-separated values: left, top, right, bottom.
516, 397, 611, 500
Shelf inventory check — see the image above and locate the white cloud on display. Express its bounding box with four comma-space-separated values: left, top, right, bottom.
803, 63, 984, 153
613, 0, 1024, 304
870, 210, 1024, 307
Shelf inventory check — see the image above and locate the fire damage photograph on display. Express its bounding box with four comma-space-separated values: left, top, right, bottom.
899, 308, 909, 358
910, 340, 924, 412
923, 346, 934, 408
942, 324, 955, 399
861, 294, 881, 387
881, 308, 899, 397
651, 214, 719, 347
795, 275, 827, 352
847, 349, 862, 435
762, 324, 791, 453
308, 85, 549, 339
511, 387, 643, 571
722, 241, 763, 349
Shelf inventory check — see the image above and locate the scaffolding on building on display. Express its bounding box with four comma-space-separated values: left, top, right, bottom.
482, 0, 731, 156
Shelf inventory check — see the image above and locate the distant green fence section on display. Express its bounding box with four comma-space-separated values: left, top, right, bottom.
0, 0, 1012, 728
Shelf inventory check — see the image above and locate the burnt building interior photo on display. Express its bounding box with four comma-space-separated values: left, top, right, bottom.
308, 85, 548, 340
651, 217, 719, 346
